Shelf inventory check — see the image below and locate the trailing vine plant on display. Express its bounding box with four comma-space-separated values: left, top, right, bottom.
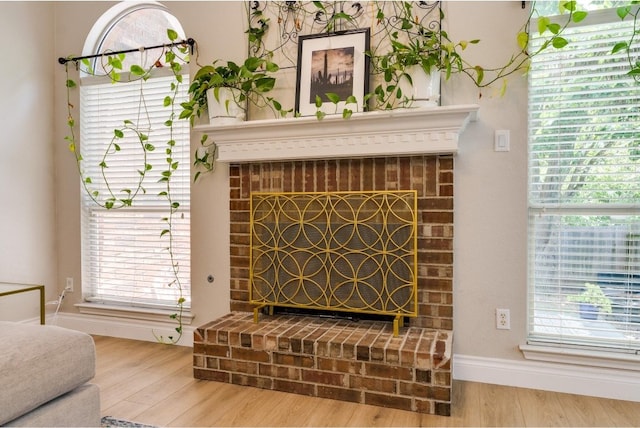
245, 1, 639, 105
189, 0, 639, 177
62, 29, 192, 344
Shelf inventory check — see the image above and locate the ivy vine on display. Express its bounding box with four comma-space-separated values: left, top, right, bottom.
63, 29, 191, 344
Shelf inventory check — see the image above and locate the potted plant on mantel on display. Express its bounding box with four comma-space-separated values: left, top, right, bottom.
180, 55, 281, 126
368, 4, 476, 110
568, 283, 613, 320
180, 55, 285, 180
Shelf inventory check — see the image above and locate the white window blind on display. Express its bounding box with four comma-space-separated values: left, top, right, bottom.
528, 8, 640, 352
80, 71, 191, 310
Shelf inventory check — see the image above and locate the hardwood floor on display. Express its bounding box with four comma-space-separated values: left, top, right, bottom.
93, 335, 640, 427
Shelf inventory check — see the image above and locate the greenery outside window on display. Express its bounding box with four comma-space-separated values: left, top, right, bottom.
528, 5, 640, 353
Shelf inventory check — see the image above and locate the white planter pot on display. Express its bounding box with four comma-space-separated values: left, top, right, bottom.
399, 66, 440, 108
206, 87, 246, 125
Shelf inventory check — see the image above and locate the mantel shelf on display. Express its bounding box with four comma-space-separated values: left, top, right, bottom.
194, 104, 479, 163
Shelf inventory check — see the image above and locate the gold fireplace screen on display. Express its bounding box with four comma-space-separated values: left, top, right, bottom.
250, 191, 418, 335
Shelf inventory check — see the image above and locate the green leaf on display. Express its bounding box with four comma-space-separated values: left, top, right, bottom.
572, 10, 588, 23
167, 28, 178, 41
538, 17, 550, 35
325, 92, 340, 104
474, 66, 484, 85
612, 41, 628, 54
314, 94, 323, 108
617, 5, 631, 20
547, 23, 561, 35
342, 109, 353, 119
114, 143, 121, 151
66, 79, 76, 88
517, 32, 529, 50
265, 61, 279, 73
164, 96, 171, 107
114, 129, 124, 138
552, 37, 569, 49
562, 0, 577, 12
130, 65, 145, 75
160, 229, 170, 237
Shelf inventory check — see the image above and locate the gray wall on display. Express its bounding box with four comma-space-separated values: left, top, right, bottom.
0, 2, 56, 320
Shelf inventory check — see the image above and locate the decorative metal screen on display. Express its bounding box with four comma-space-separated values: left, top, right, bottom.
250, 191, 418, 319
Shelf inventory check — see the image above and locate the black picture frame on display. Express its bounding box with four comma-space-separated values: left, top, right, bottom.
295, 28, 370, 116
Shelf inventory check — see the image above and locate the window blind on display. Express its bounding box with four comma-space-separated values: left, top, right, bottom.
528, 9, 640, 352
80, 71, 191, 309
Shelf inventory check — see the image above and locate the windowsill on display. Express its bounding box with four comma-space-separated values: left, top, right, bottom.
76, 302, 195, 325
520, 343, 640, 371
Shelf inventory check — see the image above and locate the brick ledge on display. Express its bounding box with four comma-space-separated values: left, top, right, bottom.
193, 312, 453, 415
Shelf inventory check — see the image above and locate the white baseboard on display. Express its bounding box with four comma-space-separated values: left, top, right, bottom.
453, 353, 640, 402
51, 312, 194, 347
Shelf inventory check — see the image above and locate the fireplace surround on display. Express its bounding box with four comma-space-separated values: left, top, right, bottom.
193, 106, 478, 415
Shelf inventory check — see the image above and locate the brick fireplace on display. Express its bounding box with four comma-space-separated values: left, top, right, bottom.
193, 106, 478, 415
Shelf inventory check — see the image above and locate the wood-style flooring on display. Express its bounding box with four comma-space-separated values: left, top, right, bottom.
93, 335, 640, 427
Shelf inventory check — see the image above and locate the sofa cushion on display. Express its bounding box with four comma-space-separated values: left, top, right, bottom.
0, 322, 96, 425
5, 383, 101, 427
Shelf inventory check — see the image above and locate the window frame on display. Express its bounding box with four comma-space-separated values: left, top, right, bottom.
526, 5, 640, 357
77, 2, 192, 317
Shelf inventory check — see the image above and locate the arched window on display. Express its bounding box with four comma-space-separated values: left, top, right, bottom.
79, 2, 191, 314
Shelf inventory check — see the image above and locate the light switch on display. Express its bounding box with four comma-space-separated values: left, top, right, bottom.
494, 130, 510, 152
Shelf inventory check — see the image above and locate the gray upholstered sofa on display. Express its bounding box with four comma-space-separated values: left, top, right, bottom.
0, 322, 100, 427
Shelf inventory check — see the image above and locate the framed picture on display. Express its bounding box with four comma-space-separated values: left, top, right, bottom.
295, 28, 370, 117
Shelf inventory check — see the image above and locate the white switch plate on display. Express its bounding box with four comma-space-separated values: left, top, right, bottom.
494, 130, 510, 152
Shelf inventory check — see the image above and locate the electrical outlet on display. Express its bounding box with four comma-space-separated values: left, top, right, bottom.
496, 308, 510, 330
65, 277, 74, 292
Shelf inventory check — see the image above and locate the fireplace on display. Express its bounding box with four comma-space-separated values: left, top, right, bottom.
193, 106, 478, 416
229, 155, 454, 328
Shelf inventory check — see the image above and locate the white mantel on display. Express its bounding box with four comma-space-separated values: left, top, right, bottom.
195, 104, 479, 163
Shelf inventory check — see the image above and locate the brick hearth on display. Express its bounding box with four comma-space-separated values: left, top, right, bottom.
193, 155, 455, 415
194, 312, 453, 415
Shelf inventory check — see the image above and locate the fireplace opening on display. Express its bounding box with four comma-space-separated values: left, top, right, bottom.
250, 190, 418, 332
266, 305, 410, 326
